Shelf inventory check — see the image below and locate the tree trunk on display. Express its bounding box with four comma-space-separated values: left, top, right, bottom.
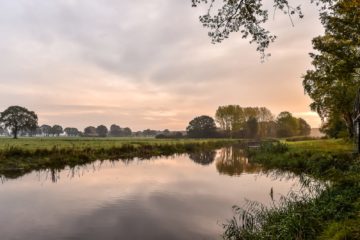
13, 127, 18, 139
343, 111, 354, 139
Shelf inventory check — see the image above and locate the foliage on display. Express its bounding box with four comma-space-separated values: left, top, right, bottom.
186, 115, 217, 138
40, 124, 52, 136
64, 127, 79, 137
276, 112, 312, 138
51, 124, 63, 136
0, 106, 38, 139
303, 0, 360, 138
224, 139, 360, 239
215, 105, 273, 138
245, 117, 258, 138
96, 125, 108, 137
84, 126, 97, 137
109, 124, 121, 136
192, 0, 332, 58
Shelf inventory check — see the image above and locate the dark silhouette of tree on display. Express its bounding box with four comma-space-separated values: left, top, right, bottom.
186, 115, 217, 138
51, 125, 63, 137
245, 117, 258, 139
122, 127, 132, 137
0, 106, 38, 139
109, 124, 122, 137
276, 112, 298, 137
143, 129, 158, 137
84, 126, 97, 137
189, 151, 216, 165
40, 124, 51, 136
298, 118, 311, 136
64, 127, 79, 137
96, 125, 108, 137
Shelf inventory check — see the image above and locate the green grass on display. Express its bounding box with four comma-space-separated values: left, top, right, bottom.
223, 139, 360, 240
0, 137, 237, 179
286, 139, 354, 153
0, 137, 231, 151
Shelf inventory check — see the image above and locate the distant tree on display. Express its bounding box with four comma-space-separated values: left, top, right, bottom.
298, 118, 311, 136
51, 125, 63, 137
215, 105, 244, 137
40, 124, 52, 136
0, 126, 4, 136
163, 129, 170, 135
187, 115, 217, 138
84, 126, 97, 137
64, 127, 79, 137
143, 129, 158, 137
122, 127, 132, 137
109, 124, 122, 137
0, 106, 38, 139
245, 117, 259, 139
276, 112, 298, 138
96, 125, 108, 137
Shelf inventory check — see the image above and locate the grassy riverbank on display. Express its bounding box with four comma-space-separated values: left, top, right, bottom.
0, 137, 236, 178
223, 139, 360, 239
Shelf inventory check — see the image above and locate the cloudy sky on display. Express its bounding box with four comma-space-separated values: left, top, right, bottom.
0, 0, 324, 131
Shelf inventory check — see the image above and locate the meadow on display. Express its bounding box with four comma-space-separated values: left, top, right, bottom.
0, 137, 237, 178
0, 137, 231, 151
224, 139, 360, 240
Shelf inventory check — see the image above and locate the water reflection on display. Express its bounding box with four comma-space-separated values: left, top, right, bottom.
188, 150, 216, 165
0, 146, 304, 240
215, 147, 261, 176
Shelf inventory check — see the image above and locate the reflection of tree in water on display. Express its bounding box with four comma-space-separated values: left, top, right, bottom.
189, 151, 216, 165
216, 147, 260, 176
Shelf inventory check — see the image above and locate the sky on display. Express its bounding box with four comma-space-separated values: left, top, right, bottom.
0, 0, 324, 131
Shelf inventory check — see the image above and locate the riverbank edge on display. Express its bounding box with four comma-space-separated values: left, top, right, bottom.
0, 139, 241, 178
223, 140, 360, 239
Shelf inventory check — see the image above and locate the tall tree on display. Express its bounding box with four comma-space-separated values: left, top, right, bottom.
0, 106, 38, 139
187, 115, 217, 138
303, 0, 360, 138
215, 105, 244, 137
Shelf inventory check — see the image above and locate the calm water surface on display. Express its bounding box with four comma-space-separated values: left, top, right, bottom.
0, 147, 303, 240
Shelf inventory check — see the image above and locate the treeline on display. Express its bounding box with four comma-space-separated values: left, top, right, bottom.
186, 105, 311, 139
0, 124, 183, 138
0, 105, 310, 139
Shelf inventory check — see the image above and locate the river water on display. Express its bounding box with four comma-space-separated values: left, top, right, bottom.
0, 147, 303, 240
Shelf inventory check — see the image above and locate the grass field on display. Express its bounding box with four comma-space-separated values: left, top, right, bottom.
0, 137, 237, 178
224, 138, 360, 240
0, 137, 232, 151
285, 138, 354, 153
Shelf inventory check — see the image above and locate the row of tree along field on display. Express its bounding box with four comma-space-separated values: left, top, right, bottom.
0, 105, 310, 139
186, 105, 311, 139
